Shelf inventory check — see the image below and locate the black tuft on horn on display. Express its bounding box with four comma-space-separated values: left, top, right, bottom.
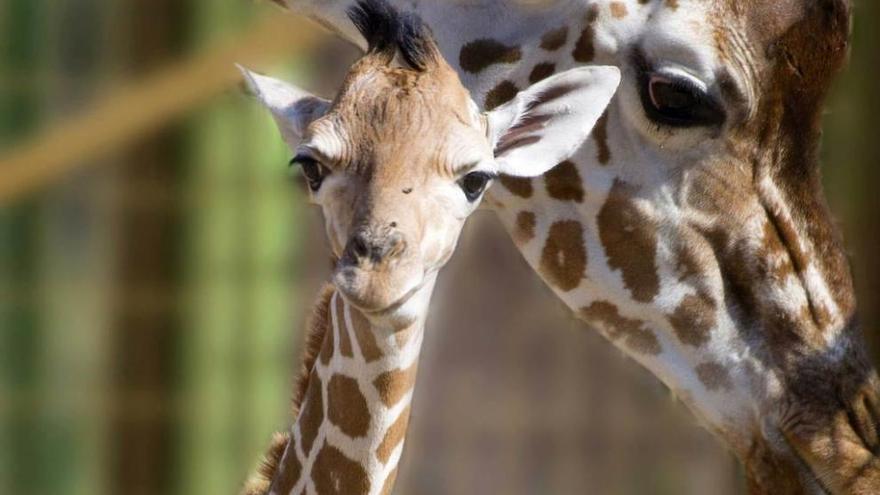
395, 11, 437, 71
347, 0, 439, 71
348, 0, 399, 54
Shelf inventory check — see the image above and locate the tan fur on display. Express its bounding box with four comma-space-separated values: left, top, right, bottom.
240, 431, 290, 495
303, 43, 488, 313
239, 284, 335, 495
293, 284, 336, 413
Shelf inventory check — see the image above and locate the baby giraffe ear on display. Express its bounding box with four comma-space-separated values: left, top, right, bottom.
486, 66, 620, 177
237, 65, 331, 148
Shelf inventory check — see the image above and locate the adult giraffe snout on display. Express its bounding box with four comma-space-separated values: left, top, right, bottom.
751, 341, 880, 495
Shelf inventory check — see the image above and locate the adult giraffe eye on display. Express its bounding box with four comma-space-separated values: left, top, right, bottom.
459, 172, 492, 202
641, 73, 725, 128
290, 155, 327, 191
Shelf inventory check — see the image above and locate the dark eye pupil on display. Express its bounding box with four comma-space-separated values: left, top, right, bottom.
650, 79, 696, 111
301, 162, 320, 181
642, 74, 725, 128
290, 155, 325, 191
461, 172, 490, 201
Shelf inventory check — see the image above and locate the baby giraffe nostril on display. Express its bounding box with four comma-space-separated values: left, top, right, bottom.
386, 233, 406, 259
347, 228, 406, 264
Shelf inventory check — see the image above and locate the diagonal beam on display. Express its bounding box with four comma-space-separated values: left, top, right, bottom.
0, 15, 325, 205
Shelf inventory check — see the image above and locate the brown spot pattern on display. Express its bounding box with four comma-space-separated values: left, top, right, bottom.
513, 211, 536, 245
665, 0, 679, 10
299, 375, 324, 455
335, 295, 354, 358
529, 62, 556, 84
349, 307, 383, 362
540, 221, 587, 292
544, 160, 585, 203
580, 301, 661, 355
459, 39, 522, 73
610, 2, 628, 18
327, 374, 370, 438
269, 444, 302, 495
374, 363, 418, 408
377, 405, 411, 464
299, 285, 335, 408
695, 362, 732, 391
540, 26, 568, 51
484, 80, 518, 110
598, 180, 660, 303
572, 5, 600, 62
320, 305, 335, 366
593, 110, 611, 165
668, 293, 717, 348
498, 175, 533, 198
312, 442, 370, 495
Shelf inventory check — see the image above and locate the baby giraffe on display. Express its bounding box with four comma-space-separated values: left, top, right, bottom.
239, 1, 618, 494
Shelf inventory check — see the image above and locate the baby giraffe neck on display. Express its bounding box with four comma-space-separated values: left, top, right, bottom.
268, 286, 427, 495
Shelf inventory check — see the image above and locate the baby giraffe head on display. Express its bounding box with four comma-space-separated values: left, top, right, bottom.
242, 0, 618, 323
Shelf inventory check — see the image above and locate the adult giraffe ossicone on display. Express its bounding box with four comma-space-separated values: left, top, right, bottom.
279, 0, 880, 492
238, 2, 619, 493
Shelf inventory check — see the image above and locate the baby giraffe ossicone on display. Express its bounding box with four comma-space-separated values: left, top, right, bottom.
238, 1, 618, 494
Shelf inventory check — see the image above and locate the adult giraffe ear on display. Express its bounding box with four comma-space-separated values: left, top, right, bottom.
238, 65, 331, 148
486, 66, 620, 177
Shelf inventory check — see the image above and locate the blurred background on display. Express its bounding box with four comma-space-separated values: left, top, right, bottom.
0, 1, 877, 494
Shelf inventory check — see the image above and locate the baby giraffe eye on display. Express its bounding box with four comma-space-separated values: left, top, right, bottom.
290, 154, 328, 191
459, 171, 493, 202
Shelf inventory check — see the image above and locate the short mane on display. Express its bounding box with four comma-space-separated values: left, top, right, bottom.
347, 0, 438, 71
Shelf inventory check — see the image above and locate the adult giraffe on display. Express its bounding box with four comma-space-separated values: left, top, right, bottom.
278, 0, 880, 493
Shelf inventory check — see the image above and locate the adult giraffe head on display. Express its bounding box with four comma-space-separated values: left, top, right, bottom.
280, 0, 878, 492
